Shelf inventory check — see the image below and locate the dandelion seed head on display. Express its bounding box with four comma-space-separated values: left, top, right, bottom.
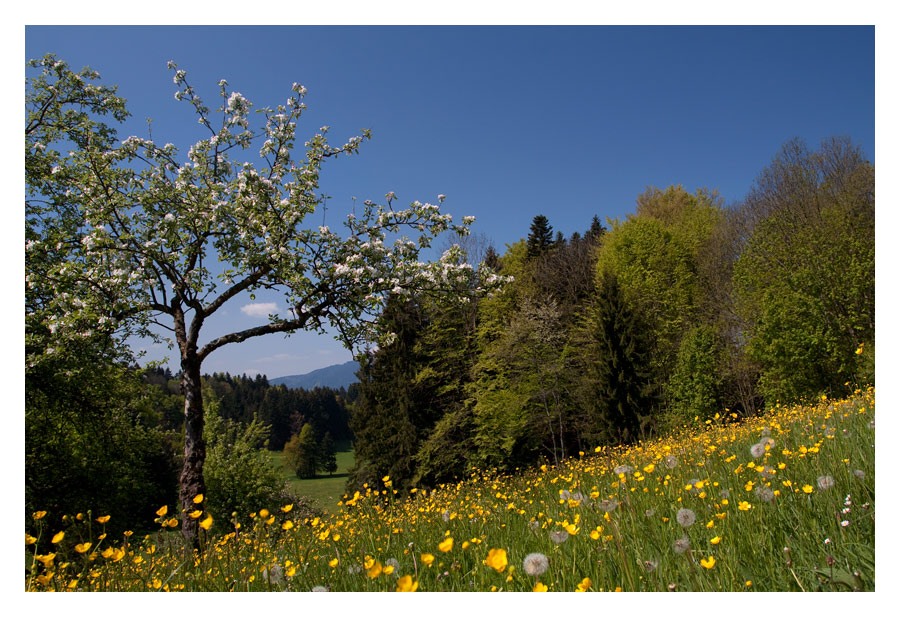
853, 469, 865, 480
817, 475, 835, 490
664, 455, 679, 469
522, 552, 550, 577
755, 487, 775, 503
311, 585, 328, 592
550, 530, 569, 544
614, 465, 633, 475
643, 560, 659, 572
599, 498, 618, 512
750, 443, 766, 458
676, 508, 696, 527
673, 537, 691, 554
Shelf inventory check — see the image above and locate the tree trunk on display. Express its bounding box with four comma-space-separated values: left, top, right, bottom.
179, 351, 207, 549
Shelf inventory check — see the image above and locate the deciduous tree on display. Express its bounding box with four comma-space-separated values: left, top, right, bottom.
25, 55, 500, 544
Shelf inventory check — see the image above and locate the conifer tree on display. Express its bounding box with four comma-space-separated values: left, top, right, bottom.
318, 432, 338, 476
526, 214, 555, 257
585, 273, 656, 445
347, 296, 423, 491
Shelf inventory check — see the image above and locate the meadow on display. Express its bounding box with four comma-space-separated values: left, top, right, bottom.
25, 388, 875, 592
266, 444, 355, 512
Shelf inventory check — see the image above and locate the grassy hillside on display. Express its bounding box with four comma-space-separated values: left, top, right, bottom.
26, 389, 874, 591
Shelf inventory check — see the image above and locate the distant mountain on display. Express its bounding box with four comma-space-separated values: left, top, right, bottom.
270, 360, 359, 390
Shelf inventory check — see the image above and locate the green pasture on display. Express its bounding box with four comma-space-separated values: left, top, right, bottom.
266, 443, 355, 512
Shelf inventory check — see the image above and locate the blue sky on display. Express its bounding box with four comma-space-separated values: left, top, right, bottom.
24, 25, 875, 379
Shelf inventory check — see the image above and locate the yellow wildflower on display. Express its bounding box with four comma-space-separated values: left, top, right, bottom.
329, 558, 339, 568
367, 561, 383, 578
33, 511, 47, 520
199, 515, 213, 530
155, 505, 167, 517
438, 537, 454, 552
281, 504, 293, 513
51, 531, 64, 544
189, 510, 203, 519
533, 582, 548, 592
802, 485, 814, 494
738, 501, 752, 511
700, 556, 716, 569
96, 515, 110, 524
421, 553, 435, 566
193, 494, 204, 504
485, 548, 508, 573
710, 536, 721, 545
396, 575, 418, 592
282, 520, 294, 530
576, 577, 592, 592
74, 542, 92, 553
25, 534, 37, 546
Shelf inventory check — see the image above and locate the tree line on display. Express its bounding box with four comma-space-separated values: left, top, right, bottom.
347, 136, 874, 492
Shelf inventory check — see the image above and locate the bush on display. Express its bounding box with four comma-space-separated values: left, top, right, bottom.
202, 402, 292, 527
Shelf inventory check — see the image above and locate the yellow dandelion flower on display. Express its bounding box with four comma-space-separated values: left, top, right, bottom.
155, 505, 167, 517
396, 575, 418, 592
438, 537, 454, 552
96, 515, 110, 524
485, 548, 507, 573
199, 515, 213, 530
51, 531, 64, 544
700, 556, 715, 569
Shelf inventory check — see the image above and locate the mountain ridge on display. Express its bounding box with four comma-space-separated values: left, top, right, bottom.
270, 360, 359, 390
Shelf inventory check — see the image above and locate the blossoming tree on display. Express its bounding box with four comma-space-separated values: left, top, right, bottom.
26, 55, 503, 544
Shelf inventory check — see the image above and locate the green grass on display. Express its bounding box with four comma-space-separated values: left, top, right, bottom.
266, 442, 355, 512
